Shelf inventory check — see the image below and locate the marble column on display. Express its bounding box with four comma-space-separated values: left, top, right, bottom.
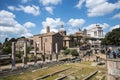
55, 43, 58, 62
42, 43, 45, 63
34, 42, 38, 66
49, 43, 52, 62
102, 30, 103, 37
97, 30, 99, 37
11, 42, 17, 70
23, 41, 28, 68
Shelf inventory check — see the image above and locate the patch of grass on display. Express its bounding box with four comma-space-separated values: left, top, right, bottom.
0, 64, 69, 80
89, 71, 105, 80
0, 61, 106, 80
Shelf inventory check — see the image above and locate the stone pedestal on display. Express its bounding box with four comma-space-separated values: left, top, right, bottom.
107, 59, 120, 80
55, 43, 58, 62
23, 41, 28, 68
11, 42, 17, 70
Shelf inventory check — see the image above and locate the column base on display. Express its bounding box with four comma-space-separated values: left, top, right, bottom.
56, 59, 59, 62
0, 69, 2, 72
11, 66, 17, 71
23, 64, 29, 68
42, 61, 46, 64
34, 63, 39, 66
49, 60, 52, 63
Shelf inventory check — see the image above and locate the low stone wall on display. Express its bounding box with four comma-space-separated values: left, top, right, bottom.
107, 59, 120, 80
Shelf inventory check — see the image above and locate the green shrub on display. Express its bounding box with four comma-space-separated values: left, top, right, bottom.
63, 46, 67, 50
71, 49, 79, 57
63, 49, 70, 55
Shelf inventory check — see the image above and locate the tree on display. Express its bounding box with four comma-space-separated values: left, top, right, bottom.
63, 46, 67, 50
5, 37, 8, 42
2, 38, 17, 54
101, 27, 120, 46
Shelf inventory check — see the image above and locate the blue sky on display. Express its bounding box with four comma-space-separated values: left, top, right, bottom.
0, 0, 120, 42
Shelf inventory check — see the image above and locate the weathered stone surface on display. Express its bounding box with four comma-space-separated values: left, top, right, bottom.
42, 43, 45, 63
11, 42, 17, 70
56, 43, 58, 62
49, 43, 52, 62
23, 41, 28, 68
107, 59, 120, 80
34, 42, 38, 66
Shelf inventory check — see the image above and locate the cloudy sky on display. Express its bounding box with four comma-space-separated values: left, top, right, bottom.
0, 0, 120, 42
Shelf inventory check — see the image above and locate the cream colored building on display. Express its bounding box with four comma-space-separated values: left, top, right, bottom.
87, 24, 104, 47
87, 24, 104, 38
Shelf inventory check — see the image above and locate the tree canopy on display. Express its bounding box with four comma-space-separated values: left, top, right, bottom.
2, 38, 17, 54
101, 27, 120, 46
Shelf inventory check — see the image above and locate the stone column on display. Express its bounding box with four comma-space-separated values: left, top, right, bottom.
0, 58, 2, 72
49, 43, 52, 62
42, 43, 45, 63
0, 66, 2, 72
55, 43, 58, 62
11, 42, 17, 70
23, 41, 28, 68
34, 42, 38, 66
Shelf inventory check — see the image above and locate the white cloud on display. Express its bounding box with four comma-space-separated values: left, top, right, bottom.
8, 5, 40, 16
110, 25, 120, 30
75, 0, 85, 9
0, 10, 33, 42
41, 17, 64, 33
67, 28, 78, 35
39, 0, 62, 6
68, 18, 85, 27
112, 13, 120, 19
75, 0, 120, 17
23, 22, 36, 28
8, 6, 15, 11
45, 6, 54, 14
40, 0, 62, 14
86, 0, 120, 17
